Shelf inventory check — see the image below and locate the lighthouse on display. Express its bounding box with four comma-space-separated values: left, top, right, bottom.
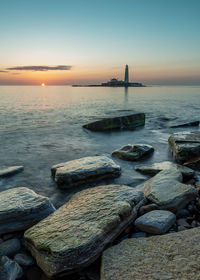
124, 64, 129, 84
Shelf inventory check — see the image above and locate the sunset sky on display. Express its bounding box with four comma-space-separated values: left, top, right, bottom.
0, 0, 200, 85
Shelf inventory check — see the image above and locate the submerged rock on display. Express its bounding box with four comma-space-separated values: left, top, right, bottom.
170, 120, 199, 128
0, 256, 23, 280
24, 184, 145, 278
135, 161, 195, 179
112, 144, 154, 161
0, 166, 24, 177
83, 113, 145, 131
0, 187, 55, 235
51, 156, 121, 187
136, 168, 197, 212
168, 131, 200, 162
134, 210, 176, 234
101, 227, 200, 280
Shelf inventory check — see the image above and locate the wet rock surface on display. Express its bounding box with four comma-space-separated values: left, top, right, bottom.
0, 187, 55, 235
112, 144, 154, 161
24, 185, 145, 278
170, 120, 199, 128
51, 156, 121, 187
168, 131, 200, 163
0, 239, 21, 258
101, 227, 200, 280
134, 210, 176, 234
0, 256, 23, 280
0, 166, 24, 177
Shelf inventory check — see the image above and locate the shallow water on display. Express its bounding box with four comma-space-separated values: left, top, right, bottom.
0, 85, 199, 207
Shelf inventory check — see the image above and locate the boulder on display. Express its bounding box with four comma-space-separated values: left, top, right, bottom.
134, 210, 176, 234
184, 156, 200, 171
137, 168, 197, 212
101, 227, 200, 280
168, 131, 200, 162
83, 113, 145, 131
14, 253, 34, 267
0, 187, 55, 235
0, 239, 21, 258
112, 144, 154, 161
24, 185, 146, 278
0, 256, 23, 280
51, 156, 121, 187
170, 120, 199, 128
135, 161, 194, 179
0, 166, 24, 177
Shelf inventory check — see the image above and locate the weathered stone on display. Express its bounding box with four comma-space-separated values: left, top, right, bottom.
101, 227, 200, 280
168, 131, 200, 162
135, 210, 176, 234
0, 239, 21, 258
112, 144, 154, 161
0, 256, 23, 280
131, 232, 147, 238
83, 113, 145, 131
177, 218, 191, 228
0, 166, 24, 177
138, 204, 158, 216
135, 161, 195, 179
51, 156, 121, 187
0, 187, 55, 235
24, 185, 145, 277
170, 121, 199, 128
137, 168, 197, 212
184, 156, 200, 171
176, 209, 190, 219
14, 253, 34, 267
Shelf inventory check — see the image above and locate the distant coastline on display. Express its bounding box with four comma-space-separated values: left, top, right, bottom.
72, 83, 145, 87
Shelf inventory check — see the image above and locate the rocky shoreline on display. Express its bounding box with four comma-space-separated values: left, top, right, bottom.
0, 113, 200, 280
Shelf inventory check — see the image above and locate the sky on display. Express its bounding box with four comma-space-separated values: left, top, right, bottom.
0, 0, 200, 85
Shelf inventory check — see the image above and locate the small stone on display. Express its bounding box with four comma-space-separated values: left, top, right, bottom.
0, 256, 23, 280
0, 239, 21, 258
112, 144, 154, 161
177, 218, 191, 228
178, 225, 187, 231
135, 210, 176, 234
14, 253, 34, 267
0, 166, 24, 177
138, 204, 158, 216
131, 232, 147, 238
176, 209, 190, 219
187, 204, 197, 214
2, 233, 15, 241
191, 220, 197, 227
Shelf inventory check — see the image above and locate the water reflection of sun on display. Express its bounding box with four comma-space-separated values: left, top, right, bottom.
41, 83, 45, 87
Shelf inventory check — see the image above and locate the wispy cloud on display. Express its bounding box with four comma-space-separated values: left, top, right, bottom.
0, 70, 8, 73
6, 65, 72, 71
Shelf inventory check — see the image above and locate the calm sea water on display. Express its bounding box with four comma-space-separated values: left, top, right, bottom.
0, 85, 199, 207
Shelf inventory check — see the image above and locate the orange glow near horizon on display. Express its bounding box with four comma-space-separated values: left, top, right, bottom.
41, 83, 45, 86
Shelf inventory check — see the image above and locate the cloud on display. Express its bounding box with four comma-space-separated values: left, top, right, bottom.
0, 70, 8, 73
6, 65, 72, 71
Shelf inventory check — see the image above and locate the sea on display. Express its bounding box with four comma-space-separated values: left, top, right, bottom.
0, 85, 200, 207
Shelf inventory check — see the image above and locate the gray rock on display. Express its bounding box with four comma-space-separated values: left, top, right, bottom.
0, 256, 23, 280
168, 131, 200, 163
0, 166, 24, 177
135, 161, 195, 179
0, 239, 21, 258
131, 232, 147, 238
184, 156, 200, 171
0, 187, 55, 235
170, 121, 199, 128
176, 209, 190, 219
138, 204, 159, 216
83, 112, 145, 131
136, 168, 198, 212
51, 156, 121, 187
14, 253, 34, 267
112, 144, 154, 161
101, 227, 200, 280
135, 210, 176, 234
24, 184, 145, 277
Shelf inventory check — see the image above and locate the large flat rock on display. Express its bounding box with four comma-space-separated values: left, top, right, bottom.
0, 166, 24, 177
0, 187, 55, 235
83, 113, 145, 131
135, 161, 194, 179
51, 156, 121, 187
137, 168, 197, 212
24, 185, 146, 278
168, 131, 200, 162
101, 227, 200, 280
112, 144, 154, 161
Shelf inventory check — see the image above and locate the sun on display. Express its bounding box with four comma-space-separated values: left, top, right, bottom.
41, 83, 45, 87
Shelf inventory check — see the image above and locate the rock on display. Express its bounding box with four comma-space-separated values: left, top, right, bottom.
178, 225, 187, 232
176, 209, 190, 219
0, 256, 23, 280
137, 168, 198, 212
14, 253, 34, 267
168, 131, 200, 163
138, 204, 158, 216
0, 187, 55, 235
184, 156, 200, 171
135, 210, 176, 234
135, 161, 195, 179
112, 144, 154, 161
177, 218, 191, 228
0, 239, 21, 258
24, 184, 145, 277
51, 156, 121, 187
2, 233, 16, 241
131, 232, 147, 238
170, 120, 199, 128
83, 112, 145, 131
101, 227, 200, 280
0, 166, 24, 177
